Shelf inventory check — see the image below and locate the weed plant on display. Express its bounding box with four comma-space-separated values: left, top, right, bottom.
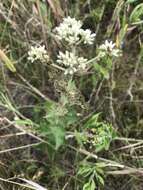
0, 0, 143, 189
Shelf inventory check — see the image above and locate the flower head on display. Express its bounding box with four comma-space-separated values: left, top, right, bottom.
80, 29, 96, 45
54, 17, 82, 45
54, 16, 96, 45
28, 45, 49, 63
57, 51, 87, 75
99, 40, 121, 58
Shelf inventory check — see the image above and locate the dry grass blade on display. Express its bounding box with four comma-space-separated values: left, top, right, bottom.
0, 142, 41, 154
19, 178, 47, 190
0, 177, 36, 189
113, 141, 143, 151
107, 169, 143, 175
46, 0, 63, 21
18, 74, 55, 103
0, 49, 16, 72
0, 132, 26, 138
70, 146, 143, 176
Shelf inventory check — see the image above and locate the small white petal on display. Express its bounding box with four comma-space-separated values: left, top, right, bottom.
27, 45, 49, 63
99, 40, 121, 58
56, 51, 88, 75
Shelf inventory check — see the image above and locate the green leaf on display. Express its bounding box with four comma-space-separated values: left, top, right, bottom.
94, 63, 109, 79
130, 3, 143, 23
39, 1, 47, 18
97, 175, 104, 186
84, 113, 101, 129
50, 126, 65, 150
14, 119, 33, 126
126, 0, 138, 4
74, 130, 85, 146
83, 114, 116, 152
78, 167, 92, 177
83, 180, 96, 190
83, 182, 91, 190
91, 179, 96, 190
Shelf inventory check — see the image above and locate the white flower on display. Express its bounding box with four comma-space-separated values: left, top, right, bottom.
54, 16, 96, 45
57, 51, 88, 75
54, 17, 82, 45
80, 29, 96, 45
99, 40, 121, 58
28, 45, 49, 63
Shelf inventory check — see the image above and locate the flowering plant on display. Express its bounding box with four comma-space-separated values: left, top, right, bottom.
28, 45, 49, 63
99, 40, 121, 58
54, 16, 96, 45
27, 17, 121, 77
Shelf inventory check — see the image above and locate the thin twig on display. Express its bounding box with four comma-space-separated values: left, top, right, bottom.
126, 46, 143, 101
69, 145, 143, 175
108, 62, 117, 127
0, 177, 36, 189
113, 141, 143, 152
0, 132, 26, 138
0, 142, 41, 154
18, 74, 55, 103
3, 117, 55, 148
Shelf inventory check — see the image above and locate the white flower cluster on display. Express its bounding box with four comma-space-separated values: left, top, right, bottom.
99, 40, 121, 58
57, 51, 87, 75
54, 16, 96, 45
28, 45, 49, 63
